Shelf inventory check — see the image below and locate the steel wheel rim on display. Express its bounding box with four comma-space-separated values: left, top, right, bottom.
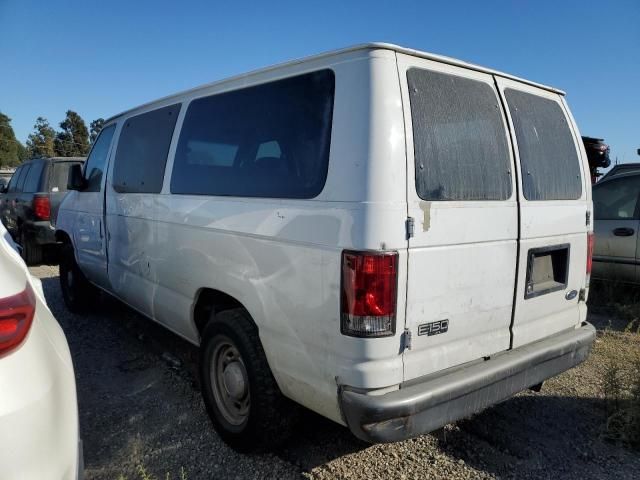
210, 337, 250, 426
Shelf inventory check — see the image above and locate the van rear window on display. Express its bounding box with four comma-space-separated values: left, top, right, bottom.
170, 70, 334, 198
407, 68, 512, 201
504, 89, 582, 201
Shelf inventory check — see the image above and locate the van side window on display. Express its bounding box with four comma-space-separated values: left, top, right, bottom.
593, 177, 640, 220
113, 104, 181, 193
84, 124, 116, 192
170, 70, 335, 198
23, 161, 44, 193
407, 68, 512, 201
504, 89, 582, 200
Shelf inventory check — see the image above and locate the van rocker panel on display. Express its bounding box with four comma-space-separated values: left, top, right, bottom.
339, 322, 595, 443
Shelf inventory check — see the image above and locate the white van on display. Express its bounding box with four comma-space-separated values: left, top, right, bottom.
56, 43, 596, 450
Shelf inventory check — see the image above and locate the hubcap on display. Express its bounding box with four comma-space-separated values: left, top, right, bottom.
210, 338, 250, 426
223, 362, 247, 399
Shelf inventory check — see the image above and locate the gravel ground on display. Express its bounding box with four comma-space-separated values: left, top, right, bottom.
31, 265, 640, 480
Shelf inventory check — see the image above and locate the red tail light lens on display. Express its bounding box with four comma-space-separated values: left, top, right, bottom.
0, 283, 36, 357
586, 232, 595, 277
33, 196, 50, 221
341, 250, 398, 337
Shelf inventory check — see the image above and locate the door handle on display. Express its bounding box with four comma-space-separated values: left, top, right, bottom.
613, 227, 635, 237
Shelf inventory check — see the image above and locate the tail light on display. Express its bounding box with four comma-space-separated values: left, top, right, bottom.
586, 232, 595, 283
341, 250, 398, 337
0, 283, 36, 357
33, 195, 50, 221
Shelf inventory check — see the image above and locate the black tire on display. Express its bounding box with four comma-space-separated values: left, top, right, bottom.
20, 230, 43, 266
59, 244, 97, 313
200, 308, 296, 452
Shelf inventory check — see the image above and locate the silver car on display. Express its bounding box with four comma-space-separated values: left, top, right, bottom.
592, 171, 640, 283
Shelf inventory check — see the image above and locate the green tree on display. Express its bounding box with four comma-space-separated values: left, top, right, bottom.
26, 117, 56, 158
0, 112, 21, 168
89, 118, 105, 144
17, 142, 28, 162
54, 110, 90, 156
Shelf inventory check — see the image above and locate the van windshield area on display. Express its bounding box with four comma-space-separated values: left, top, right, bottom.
170, 70, 335, 199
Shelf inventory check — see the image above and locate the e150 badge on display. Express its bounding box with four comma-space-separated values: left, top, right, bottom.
418, 319, 449, 336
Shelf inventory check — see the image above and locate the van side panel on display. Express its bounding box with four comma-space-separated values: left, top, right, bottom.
146, 51, 408, 423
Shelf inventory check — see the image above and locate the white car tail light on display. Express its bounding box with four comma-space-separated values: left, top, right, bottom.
0, 283, 36, 357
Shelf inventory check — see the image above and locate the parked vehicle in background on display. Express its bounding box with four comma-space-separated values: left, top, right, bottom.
592, 171, 640, 283
582, 136, 611, 183
599, 162, 640, 182
0, 157, 84, 265
0, 221, 82, 479
0, 169, 15, 192
56, 43, 595, 451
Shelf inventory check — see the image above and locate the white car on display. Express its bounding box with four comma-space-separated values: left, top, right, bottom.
56, 43, 595, 451
0, 223, 82, 478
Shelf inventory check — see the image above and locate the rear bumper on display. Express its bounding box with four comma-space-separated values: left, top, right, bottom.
339, 322, 596, 443
24, 221, 56, 245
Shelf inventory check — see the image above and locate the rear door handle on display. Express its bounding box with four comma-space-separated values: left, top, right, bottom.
613, 227, 635, 237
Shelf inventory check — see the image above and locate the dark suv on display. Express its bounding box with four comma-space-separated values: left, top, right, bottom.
0, 157, 84, 264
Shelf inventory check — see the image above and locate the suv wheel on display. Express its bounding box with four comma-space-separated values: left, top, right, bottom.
200, 308, 296, 451
59, 244, 96, 313
20, 230, 42, 266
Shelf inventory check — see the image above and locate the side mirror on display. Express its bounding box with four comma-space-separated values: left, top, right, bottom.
68, 164, 87, 191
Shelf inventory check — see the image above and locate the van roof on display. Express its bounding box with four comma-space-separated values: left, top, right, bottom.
105, 42, 565, 123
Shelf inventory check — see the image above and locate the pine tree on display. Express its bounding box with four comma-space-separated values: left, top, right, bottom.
26, 117, 56, 158
54, 110, 90, 156
90, 118, 105, 144
0, 112, 21, 168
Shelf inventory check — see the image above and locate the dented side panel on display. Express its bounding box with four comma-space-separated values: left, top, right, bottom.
101, 50, 409, 425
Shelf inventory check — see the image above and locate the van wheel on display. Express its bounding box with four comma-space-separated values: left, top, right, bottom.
200, 308, 295, 452
59, 244, 96, 313
20, 230, 42, 266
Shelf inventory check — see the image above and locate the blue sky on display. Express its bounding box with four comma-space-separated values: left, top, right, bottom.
1, 0, 638, 163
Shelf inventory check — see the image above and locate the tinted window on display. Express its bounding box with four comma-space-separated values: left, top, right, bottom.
23, 162, 44, 193
15, 165, 31, 192
171, 70, 335, 198
84, 125, 116, 192
593, 176, 640, 220
7, 167, 23, 193
113, 104, 180, 193
407, 68, 512, 201
50, 162, 81, 192
505, 89, 582, 200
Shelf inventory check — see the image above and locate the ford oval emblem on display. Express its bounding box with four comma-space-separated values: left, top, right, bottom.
565, 290, 578, 301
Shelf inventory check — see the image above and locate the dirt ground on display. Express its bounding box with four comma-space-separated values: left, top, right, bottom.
31, 265, 640, 480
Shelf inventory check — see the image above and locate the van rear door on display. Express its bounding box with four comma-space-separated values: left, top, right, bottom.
397, 54, 518, 381
496, 78, 589, 348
